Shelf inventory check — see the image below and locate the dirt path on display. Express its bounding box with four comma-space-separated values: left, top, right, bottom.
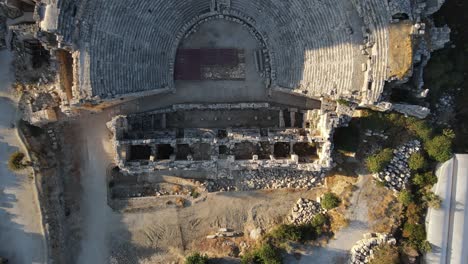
75, 111, 123, 264
0, 50, 47, 263
293, 172, 372, 264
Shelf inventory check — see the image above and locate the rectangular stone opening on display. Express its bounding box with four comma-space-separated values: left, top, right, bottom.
219, 145, 228, 155
129, 145, 152, 161
274, 142, 290, 159
176, 144, 191, 160
217, 129, 227, 139
191, 143, 211, 160
256, 142, 271, 160
293, 142, 318, 163
234, 142, 256, 160
156, 144, 174, 160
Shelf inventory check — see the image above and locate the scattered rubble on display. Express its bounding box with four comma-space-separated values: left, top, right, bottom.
392, 103, 430, 119
206, 228, 243, 239
349, 233, 397, 264
288, 198, 323, 225
373, 140, 421, 191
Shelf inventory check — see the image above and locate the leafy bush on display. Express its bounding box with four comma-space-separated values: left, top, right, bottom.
412, 172, 438, 187
402, 223, 426, 245
268, 224, 302, 243
398, 190, 414, 207
321, 193, 341, 210
369, 245, 400, 264
8, 151, 26, 171
408, 152, 427, 171
423, 191, 442, 209
405, 203, 421, 225
425, 135, 453, 162
336, 99, 351, 106
185, 253, 209, 264
241, 243, 282, 264
406, 119, 433, 142
366, 148, 393, 173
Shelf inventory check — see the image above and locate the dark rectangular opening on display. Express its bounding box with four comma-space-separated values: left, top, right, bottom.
293, 142, 318, 163
219, 145, 228, 155
176, 144, 191, 160
274, 142, 290, 159
234, 142, 256, 160
256, 142, 271, 160
129, 145, 152, 161
156, 144, 174, 160
191, 143, 211, 160
217, 129, 227, 139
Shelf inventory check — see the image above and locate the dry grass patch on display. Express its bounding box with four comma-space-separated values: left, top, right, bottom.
388, 21, 414, 79
364, 182, 402, 233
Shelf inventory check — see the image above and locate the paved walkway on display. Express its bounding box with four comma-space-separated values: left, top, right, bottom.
0, 50, 47, 263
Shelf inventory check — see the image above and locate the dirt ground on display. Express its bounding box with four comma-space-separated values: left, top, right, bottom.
0, 49, 47, 263
388, 21, 414, 80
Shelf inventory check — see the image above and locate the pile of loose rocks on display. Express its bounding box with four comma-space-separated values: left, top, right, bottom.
201, 169, 325, 193
288, 198, 323, 225
241, 169, 325, 190
349, 233, 397, 264
374, 140, 421, 191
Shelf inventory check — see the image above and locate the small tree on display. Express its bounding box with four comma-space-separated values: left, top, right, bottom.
407, 119, 433, 142
321, 192, 341, 210
8, 151, 26, 171
366, 148, 393, 173
423, 191, 442, 209
408, 152, 427, 171
185, 253, 209, 264
412, 172, 437, 187
425, 135, 453, 162
398, 190, 414, 207
369, 245, 400, 264
241, 243, 282, 264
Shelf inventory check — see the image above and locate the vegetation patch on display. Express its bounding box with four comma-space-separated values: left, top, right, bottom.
321, 192, 341, 210
8, 151, 26, 171
185, 252, 209, 264
366, 148, 393, 173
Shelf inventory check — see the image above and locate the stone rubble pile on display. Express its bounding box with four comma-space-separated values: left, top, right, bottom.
206, 228, 243, 239
288, 198, 323, 225
349, 233, 397, 264
241, 169, 324, 190
374, 140, 421, 191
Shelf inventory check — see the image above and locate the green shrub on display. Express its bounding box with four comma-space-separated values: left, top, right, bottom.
241, 243, 282, 264
412, 172, 438, 187
406, 119, 433, 142
366, 148, 394, 173
321, 193, 341, 210
398, 190, 414, 207
423, 191, 442, 209
336, 99, 351, 106
190, 190, 200, 199
425, 135, 453, 162
268, 224, 302, 242
185, 252, 209, 264
8, 151, 26, 171
369, 245, 400, 264
408, 152, 427, 171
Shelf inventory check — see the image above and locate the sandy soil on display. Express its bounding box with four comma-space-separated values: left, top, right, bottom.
0, 49, 46, 263
291, 170, 372, 264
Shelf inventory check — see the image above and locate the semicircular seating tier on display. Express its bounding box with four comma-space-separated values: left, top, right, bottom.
59, 0, 391, 104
